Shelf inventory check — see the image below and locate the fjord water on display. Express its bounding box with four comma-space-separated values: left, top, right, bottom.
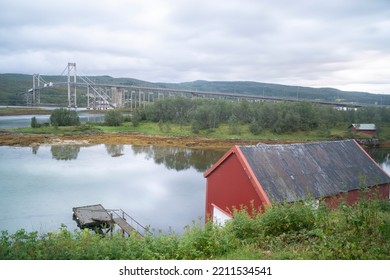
0, 145, 224, 235
0, 111, 104, 128
0, 144, 389, 235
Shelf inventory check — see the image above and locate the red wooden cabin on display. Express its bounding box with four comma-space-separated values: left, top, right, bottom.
349, 124, 377, 135
204, 140, 390, 223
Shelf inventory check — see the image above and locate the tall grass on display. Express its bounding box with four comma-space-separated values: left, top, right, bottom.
1, 199, 389, 260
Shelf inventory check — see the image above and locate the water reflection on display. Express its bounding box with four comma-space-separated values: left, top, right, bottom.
51, 145, 81, 160
367, 147, 390, 175
31, 146, 39, 155
131, 146, 223, 172
43, 144, 224, 171
105, 144, 124, 157
40, 143, 390, 173
0, 144, 226, 235
1, 144, 388, 235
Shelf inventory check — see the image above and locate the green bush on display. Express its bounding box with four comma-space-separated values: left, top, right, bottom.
1, 199, 389, 260
50, 108, 80, 127
249, 118, 263, 135
228, 114, 240, 134
227, 207, 263, 241
104, 110, 124, 126
261, 202, 315, 236
131, 110, 144, 127
30, 117, 40, 128
178, 221, 232, 259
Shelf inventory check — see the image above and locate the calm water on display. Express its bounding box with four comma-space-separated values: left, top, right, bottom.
0, 111, 104, 128
0, 145, 224, 235
0, 143, 389, 236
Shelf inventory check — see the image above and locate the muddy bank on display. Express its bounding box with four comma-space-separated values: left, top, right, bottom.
1, 131, 388, 150
0, 131, 260, 150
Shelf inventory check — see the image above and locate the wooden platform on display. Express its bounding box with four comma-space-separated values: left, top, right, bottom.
72, 204, 149, 236
72, 204, 112, 229
113, 217, 135, 235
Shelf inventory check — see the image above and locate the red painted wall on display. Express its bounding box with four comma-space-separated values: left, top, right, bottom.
351, 128, 376, 135
324, 184, 389, 208
205, 152, 265, 221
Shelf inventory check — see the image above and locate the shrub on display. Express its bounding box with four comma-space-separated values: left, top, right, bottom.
228, 114, 240, 135
158, 120, 171, 133
131, 110, 143, 127
261, 202, 315, 236
178, 221, 232, 259
249, 118, 263, 135
104, 110, 124, 126
30, 117, 40, 128
227, 207, 262, 241
50, 108, 80, 127
1, 200, 388, 260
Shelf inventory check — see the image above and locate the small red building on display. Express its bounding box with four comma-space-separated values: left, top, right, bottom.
204, 140, 390, 223
349, 123, 377, 135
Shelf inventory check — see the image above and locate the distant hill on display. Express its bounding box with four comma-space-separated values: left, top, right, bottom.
0, 73, 389, 106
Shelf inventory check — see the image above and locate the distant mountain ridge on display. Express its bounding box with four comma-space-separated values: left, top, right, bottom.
0, 73, 389, 106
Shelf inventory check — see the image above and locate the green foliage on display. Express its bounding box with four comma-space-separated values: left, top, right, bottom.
1, 199, 389, 260
158, 120, 171, 133
227, 207, 263, 241
30, 117, 40, 128
261, 202, 315, 236
178, 221, 234, 259
104, 109, 124, 126
249, 118, 263, 135
228, 114, 240, 135
49, 108, 80, 127
131, 109, 144, 127
135, 97, 390, 137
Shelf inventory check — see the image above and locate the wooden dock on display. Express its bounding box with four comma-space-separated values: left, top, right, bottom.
113, 217, 135, 235
72, 204, 150, 236
72, 204, 112, 229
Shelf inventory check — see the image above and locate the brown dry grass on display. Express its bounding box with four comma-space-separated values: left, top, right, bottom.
0, 131, 263, 149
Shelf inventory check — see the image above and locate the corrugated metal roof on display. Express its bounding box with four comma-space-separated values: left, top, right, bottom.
351, 124, 376, 130
239, 140, 390, 203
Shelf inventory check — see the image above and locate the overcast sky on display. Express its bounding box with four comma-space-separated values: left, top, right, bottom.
1, 0, 390, 93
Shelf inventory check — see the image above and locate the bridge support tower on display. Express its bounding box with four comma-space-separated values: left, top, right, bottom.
27, 74, 41, 106
67, 62, 77, 108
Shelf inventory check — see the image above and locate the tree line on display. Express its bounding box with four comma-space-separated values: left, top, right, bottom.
132, 97, 390, 134
34, 99, 390, 136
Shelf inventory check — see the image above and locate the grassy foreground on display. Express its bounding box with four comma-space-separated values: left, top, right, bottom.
14, 121, 348, 141
5, 120, 388, 149
1, 198, 389, 260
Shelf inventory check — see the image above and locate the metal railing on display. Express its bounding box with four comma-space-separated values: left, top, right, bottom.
108, 209, 152, 236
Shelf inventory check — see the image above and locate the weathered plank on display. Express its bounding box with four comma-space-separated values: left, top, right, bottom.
113, 217, 138, 236
73, 204, 112, 228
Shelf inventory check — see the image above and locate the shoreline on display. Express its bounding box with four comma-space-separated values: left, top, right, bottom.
0, 131, 310, 150
1, 130, 389, 150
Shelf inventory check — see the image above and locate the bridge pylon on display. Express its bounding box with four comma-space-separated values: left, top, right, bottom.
26, 74, 43, 106
32, 74, 40, 106
67, 62, 77, 108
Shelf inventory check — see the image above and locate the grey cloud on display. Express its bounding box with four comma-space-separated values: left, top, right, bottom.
0, 0, 389, 93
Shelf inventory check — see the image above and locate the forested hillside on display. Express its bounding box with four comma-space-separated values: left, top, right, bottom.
1, 73, 389, 106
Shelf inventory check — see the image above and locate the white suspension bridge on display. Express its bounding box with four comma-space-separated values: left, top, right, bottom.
27, 62, 364, 110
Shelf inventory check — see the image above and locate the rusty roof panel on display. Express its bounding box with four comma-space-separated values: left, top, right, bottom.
239, 140, 390, 203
